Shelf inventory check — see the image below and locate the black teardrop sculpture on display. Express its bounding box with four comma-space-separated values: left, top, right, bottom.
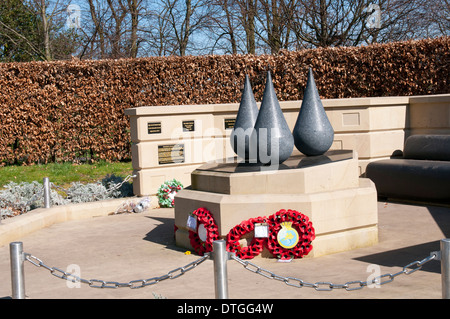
230, 74, 259, 161
293, 68, 334, 156
252, 71, 294, 165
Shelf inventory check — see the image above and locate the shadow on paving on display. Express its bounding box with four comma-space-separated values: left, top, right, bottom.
355, 203, 450, 274
142, 215, 185, 252
428, 205, 450, 238
354, 240, 442, 274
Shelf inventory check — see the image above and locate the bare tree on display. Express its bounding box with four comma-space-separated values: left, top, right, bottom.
256, 0, 296, 53
85, 0, 107, 58
106, 0, 127, 57
207, 0, 242, 54
162, 0, 211, 56
79, 0, 145, 59
285, 0, 369, 48
128, 0, 141, 58
428, 0, 450, 37
368, 0, 429, 44
138, 1, 177, 56
282, 0, 436, 49
39, 0, 51, 60
236, 0, 258, 54
9, 0, 445, 60
375, 0, 448, 42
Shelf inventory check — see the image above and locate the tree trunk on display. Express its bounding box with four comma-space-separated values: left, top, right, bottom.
223, 0, 237, 54
87, 0, 105, 58
242, 0, 256, 54
179, 0, 192, 56
128, 0, 139, 58
40, 0, 51, 60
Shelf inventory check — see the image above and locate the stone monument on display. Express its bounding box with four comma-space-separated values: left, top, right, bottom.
293, 68, 334, 156
252, 71, 294, 165
230, 74, 259, 162
174, 70, 378, 259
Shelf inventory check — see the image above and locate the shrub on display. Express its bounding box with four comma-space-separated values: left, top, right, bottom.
0, 37, 448, 165
0, 175, 134, 219
0, 181, 67, 218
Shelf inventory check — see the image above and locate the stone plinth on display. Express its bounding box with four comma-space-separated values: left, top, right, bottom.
191, 150, 358, 195
174, 150, 378, 258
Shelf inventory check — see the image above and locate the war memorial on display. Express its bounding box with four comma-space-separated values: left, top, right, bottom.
2, 70, 450, 302
169, 69, 378, 260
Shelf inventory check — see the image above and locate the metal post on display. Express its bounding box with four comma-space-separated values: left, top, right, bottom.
213, 240, 229, 299
441, 238, 450, 299
10, 242, 25, 299
43, 177, 51, 208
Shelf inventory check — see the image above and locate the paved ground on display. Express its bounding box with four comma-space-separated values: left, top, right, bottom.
0, 201, 449, 300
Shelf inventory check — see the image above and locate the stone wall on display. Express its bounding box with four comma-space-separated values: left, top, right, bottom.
125, 94, 450, 196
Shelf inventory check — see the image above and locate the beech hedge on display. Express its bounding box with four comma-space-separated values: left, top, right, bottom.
0, 37, 448, 165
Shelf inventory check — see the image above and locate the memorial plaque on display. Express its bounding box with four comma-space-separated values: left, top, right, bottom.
224, 118, 236, 130
158, 144, 185, 165
182, 120, 195, 132
147, 122, 162, 134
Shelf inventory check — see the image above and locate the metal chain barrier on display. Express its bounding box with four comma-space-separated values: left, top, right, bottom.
24, 252, 208, 289
230, 251, 440, 291
9, 239, 450, 299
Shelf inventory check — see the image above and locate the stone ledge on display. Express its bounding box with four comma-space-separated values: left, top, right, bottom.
0, 197, 145, 247
191, 150, 357, 195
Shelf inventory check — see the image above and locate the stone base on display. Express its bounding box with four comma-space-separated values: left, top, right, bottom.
174, 150, 378, 258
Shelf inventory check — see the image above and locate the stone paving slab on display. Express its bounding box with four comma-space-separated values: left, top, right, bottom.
0, 201, 449, 300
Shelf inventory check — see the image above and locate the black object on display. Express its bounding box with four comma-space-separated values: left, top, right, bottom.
366, 135, 450, 202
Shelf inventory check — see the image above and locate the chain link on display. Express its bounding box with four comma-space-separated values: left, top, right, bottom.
23, 248, 440, 292
24, 253, 208, 289
231, 251, 439, 291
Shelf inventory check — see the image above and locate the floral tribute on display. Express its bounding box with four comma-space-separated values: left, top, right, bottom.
184, 207, 315, 260
157, 179, 183, 208
188, 207, 219, 256
226, 217, 267, 259
266, 209, 315, 260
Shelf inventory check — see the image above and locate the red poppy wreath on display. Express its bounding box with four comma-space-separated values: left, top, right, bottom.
188, 207, 219, 256
266, 209, 315, 260
226, 217, 267, 259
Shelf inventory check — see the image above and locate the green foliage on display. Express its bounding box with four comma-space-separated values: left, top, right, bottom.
0, 161, 133, 189
0, 0, 40, 62
0, 0, 79, 62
